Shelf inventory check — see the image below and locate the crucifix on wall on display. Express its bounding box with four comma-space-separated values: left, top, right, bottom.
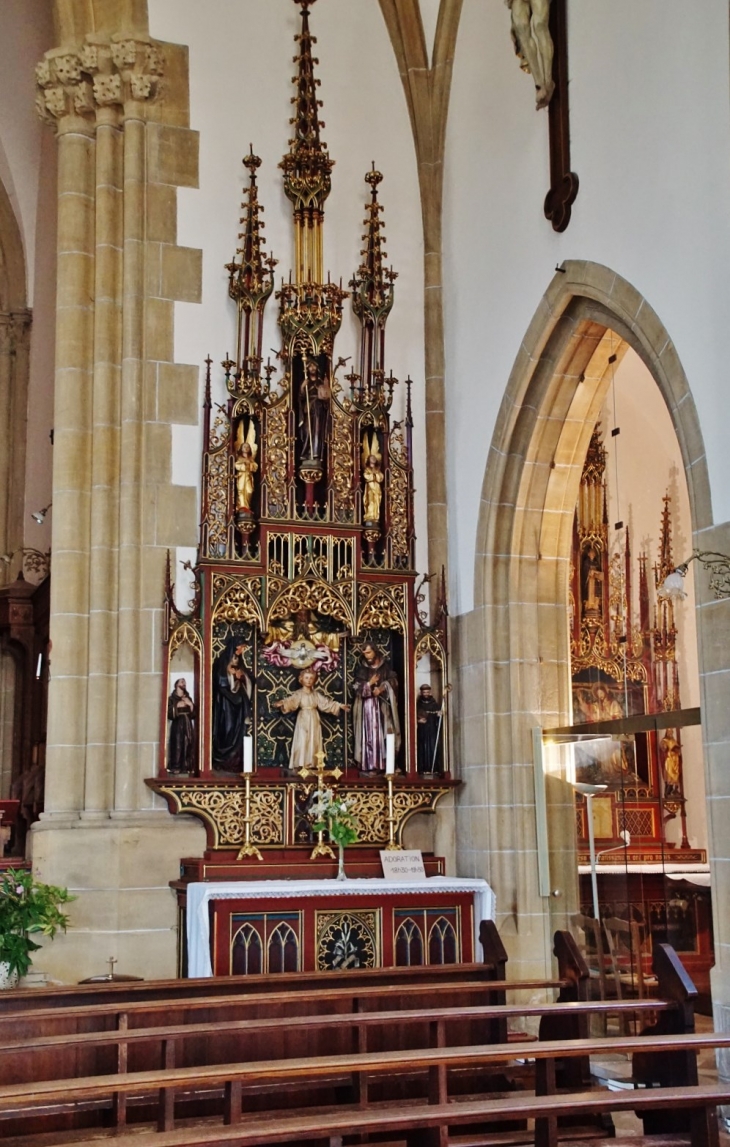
507, 0, 578, 232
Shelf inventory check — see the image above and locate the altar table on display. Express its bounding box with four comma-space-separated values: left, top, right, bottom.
186, 877, 495, 977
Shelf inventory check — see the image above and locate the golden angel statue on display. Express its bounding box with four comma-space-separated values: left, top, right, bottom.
234, 419, 258, 514
361, 432, 383, 524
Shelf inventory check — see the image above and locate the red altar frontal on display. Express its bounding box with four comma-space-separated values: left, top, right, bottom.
183, 879, 495, 978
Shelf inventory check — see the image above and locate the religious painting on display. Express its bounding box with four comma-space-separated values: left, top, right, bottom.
572, 673, 646, 726
574, 736, 645, 790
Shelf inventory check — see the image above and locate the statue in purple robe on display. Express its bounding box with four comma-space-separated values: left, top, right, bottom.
352, 642, 401, 772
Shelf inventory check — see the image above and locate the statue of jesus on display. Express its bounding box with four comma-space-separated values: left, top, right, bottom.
506, 0, 555, 109
273, 667, 349, 773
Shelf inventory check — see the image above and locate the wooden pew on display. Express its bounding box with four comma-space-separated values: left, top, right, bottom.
2, 1031, 730, 1146
0, 932, 718, 1147
0, 997, 678, 1084
0, 932, 685, 1110
0, 960, 512, 1014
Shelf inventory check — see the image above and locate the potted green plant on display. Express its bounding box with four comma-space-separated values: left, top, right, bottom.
0, 869, 74, 987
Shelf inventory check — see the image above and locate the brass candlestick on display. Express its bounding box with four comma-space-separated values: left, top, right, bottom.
236, 772, 263, 861
384, 773, 399, 851
298, 750, 341, 861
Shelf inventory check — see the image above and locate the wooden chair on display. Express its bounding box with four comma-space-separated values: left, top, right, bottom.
570, 912, 611, 999
604, 915, 659, 1001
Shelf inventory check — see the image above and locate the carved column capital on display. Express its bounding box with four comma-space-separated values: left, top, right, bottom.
35, 51, 95, 128
36, 37, 165, 128
109, 35, 165, 106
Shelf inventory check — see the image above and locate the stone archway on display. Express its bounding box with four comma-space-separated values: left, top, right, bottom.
457, 260, 717, 984
0, 175, 31, 587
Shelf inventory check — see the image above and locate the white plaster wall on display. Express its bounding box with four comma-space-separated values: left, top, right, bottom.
0, 0, 54, 305
148, 0, 427, 579
444, 0, 730, 615
0, 0, 56, 552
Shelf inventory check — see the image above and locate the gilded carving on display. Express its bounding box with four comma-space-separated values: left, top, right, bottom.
204, 449, 230, 558
387, 426, 410, 566
157, 784, 285, 848
263, 405, 290, 518
269, 578, 353, 631
169, 621, 203, 657
357, 583, 406, 634
213, 576, 264, 628
330, 403, 355, 519
343, 785, 448, 844
415, 630, 446, 667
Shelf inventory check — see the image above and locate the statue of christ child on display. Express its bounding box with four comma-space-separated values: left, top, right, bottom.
272, 668, 349, 772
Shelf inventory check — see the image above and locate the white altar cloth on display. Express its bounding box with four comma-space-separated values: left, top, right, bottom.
186, 876, 496, 978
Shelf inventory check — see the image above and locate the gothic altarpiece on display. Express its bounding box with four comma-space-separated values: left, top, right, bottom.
147, 1, 467, 975
568, 427, 712, 998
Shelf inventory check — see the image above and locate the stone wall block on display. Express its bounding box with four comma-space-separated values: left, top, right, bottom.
57, 188, 95, 254
92, 299, 123, 368
95, 182, 124, 249
701, 668, 730, 744
45, 674, 90, 749
158, 361, 200, 424
48, 551, 89, 617
143, 361, 159, 421
160, 244, 202, 303
143, 241, 162, 297
50, 424, 91, 488
87, 544, 119, 613
56, 251, 94, 310
141, 546, 168, 613
146, 183, 177, 243
155, 484, 198, 547
144, 296, 174, 362
144, 421, 172, 483
147, 124, 199, 188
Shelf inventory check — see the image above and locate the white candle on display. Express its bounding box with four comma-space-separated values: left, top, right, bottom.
243, 737, 253, 773
386, 733, 395, 774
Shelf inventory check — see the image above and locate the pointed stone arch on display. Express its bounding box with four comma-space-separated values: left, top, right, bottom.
457, 260, 712, 979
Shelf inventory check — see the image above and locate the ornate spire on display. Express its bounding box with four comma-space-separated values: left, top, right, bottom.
350, 165, 398, 398
654, 493, 675, 586
578, 425, 607, 540
280, 0, 334, 283
225, 150, 277, 386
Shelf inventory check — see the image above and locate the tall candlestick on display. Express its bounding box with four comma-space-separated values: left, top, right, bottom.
243, 736, 253, 773
237, 772, 263, 861
384, 773, 399, 851
385, 733, 395, 774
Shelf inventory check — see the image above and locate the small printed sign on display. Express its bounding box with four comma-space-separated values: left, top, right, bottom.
379, 850, 426, 881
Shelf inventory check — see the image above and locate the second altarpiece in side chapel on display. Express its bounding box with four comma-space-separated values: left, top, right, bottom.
149, 0, 456, 881
569, 426, 705, 869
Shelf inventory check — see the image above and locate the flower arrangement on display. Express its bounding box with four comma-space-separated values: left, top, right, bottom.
309, 786, 358, 849
0, 869, 74, 980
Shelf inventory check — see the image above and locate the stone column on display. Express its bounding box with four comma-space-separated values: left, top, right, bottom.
695, 523, 730, 1090
36, 53, 96, 819
82, 41, 124, 818
33, 35, 205, 981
